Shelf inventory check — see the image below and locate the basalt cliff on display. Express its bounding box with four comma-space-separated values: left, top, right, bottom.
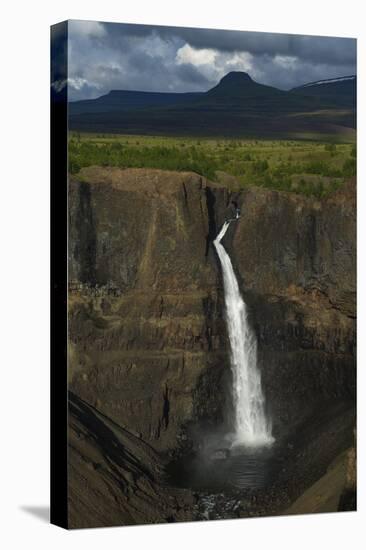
67, 167, 356, 525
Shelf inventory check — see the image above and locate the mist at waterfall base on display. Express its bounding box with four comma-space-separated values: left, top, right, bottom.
169, 219, 277, 495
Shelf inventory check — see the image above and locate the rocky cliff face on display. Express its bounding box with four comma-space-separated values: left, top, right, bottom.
68, 167, 356, 452
231, 180, 356, 436
68, 167, 231, 452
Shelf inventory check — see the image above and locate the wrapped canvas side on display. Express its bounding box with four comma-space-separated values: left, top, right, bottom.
51, 20, 68, 529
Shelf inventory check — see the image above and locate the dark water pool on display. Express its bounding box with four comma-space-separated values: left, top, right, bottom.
168, 443, 280, 493
167, 404, 355, 520
167, 443, 285, 520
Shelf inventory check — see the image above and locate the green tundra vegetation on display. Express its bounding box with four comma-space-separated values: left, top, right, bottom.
69, 133, 356, 198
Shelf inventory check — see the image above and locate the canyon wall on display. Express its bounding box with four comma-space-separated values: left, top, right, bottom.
68, 167, 356, 452
232, 180, 356, 437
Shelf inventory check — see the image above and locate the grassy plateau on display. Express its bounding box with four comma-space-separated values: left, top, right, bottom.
69, 133, 356, 198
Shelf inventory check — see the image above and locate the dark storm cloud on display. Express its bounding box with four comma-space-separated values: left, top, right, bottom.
99, 22, 356, 66
166, 28, 356, 65
66, 20, 356, 101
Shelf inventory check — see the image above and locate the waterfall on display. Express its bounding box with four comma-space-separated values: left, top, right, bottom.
214, 221, 273, 447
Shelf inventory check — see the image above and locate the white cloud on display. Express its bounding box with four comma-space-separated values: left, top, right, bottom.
51, 77, 101, 94
274, 55, 298, 69
174, 45, 256, 89
68, 77, 92, 91
176, 44, 217, 66
225, 51, 253, 72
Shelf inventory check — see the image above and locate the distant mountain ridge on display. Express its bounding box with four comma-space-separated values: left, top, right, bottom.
69, 71, 356, 140
291, 75, 356, 110
69, 89, 203, 116
292, 75, 355, 89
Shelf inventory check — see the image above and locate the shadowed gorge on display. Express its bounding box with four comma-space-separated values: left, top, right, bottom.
67, 167, 356, 526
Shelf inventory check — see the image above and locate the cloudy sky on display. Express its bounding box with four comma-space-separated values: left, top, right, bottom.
66, 20, 356, 101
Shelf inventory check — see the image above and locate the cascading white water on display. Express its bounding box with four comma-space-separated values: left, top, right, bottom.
214, 220, 274, 447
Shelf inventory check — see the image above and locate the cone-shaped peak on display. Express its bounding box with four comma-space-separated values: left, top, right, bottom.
218, 71, 254, 85
206, 70, 282, 100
